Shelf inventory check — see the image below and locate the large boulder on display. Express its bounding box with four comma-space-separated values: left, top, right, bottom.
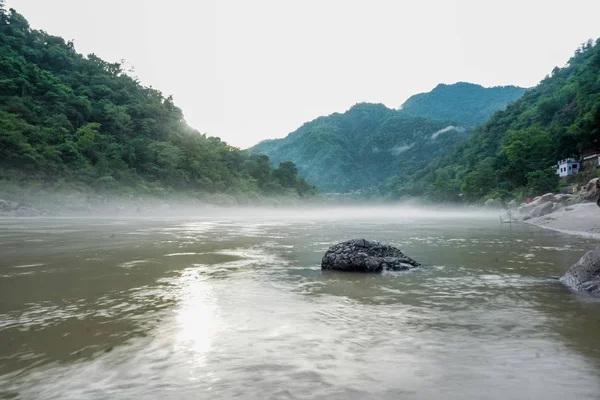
518, 201, 538, 216
539, 193, 557, 203
554, 194, 573, 202
584, 178, 600, 201
530, 201, 555, 218
321, 238, 420, 272
560, 248, 600, 294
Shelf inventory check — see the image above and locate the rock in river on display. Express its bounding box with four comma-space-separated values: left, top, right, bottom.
560, 248, 600, 294
321, 238, 420, 272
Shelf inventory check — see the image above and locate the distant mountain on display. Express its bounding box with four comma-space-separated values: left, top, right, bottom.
401, 82, 527, 127
251, 82, 527, 193
252, 103, 469, 193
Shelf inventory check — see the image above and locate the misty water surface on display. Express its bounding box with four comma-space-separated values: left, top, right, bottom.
1, 206, 600, 400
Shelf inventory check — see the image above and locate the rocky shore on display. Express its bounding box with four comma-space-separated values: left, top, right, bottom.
499, 178, 600, 238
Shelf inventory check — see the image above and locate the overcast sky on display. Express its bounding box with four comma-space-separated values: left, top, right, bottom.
8, 0, 600, 148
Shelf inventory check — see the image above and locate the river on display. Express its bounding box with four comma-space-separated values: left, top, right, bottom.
1, 207, 600, 399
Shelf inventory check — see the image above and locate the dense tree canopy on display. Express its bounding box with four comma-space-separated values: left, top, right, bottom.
400, 82, 526, 127
0, 5, 315, 199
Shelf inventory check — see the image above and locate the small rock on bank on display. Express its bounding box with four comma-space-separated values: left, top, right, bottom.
560, 248, 600, 294
0, 199, 20, 212
321, 238, 420, 272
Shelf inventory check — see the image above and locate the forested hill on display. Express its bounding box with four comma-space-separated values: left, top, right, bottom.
252, 103, 470, 193
251, 82, 526, 193
0, 5, 315, 200
400, 82, 527, 127
396, 39, 600, 202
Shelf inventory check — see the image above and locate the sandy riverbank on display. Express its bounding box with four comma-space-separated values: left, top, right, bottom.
526, 202, 600, 239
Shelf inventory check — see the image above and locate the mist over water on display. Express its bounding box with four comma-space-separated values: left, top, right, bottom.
2, 206, 600, 399
1, 194, 503, 220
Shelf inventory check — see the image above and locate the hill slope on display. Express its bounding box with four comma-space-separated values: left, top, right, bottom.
0, 5, 315, 199
400, 82, 527, 127
252, 103, 470, 193
399, 39, 600, 202
252, 83, 526, 193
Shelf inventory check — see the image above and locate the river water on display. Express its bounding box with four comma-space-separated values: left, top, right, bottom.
1, 207, 600, 399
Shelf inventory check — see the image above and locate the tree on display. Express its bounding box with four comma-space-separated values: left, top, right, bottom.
526, 169, 558, 196
461, 159, 496, 201
502, 127, 556, 189
273, 161, 298, 188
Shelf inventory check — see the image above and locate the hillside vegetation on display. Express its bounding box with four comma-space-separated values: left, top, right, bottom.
400, 82, 526, 127
0, 5, 315, 201
252, 83, 526, 194
252, 103, 470, 193
398, 39, 600, 202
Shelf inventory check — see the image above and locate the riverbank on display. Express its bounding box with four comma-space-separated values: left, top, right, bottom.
526, 202, 600, 239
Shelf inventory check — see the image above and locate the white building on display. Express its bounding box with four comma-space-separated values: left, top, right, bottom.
556, 158, 580, 177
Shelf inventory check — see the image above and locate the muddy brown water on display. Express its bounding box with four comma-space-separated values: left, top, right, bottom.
1, 208, 600, 399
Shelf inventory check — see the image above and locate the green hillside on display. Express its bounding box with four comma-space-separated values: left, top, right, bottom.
0, 5, 315, 200
399, 39, 600, 202
401, 82, 526, 127
251, 82, 527, 194
252, 103, 469, 193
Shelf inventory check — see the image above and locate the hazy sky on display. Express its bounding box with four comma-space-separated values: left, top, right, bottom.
8, 0, 600, 148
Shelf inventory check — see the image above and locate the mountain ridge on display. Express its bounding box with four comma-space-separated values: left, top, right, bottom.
400, 82, 527, 127
252, 102, 470, 192
251, 82, 527, 193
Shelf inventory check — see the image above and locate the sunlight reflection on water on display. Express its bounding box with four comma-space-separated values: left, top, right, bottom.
174, 268, 220, 367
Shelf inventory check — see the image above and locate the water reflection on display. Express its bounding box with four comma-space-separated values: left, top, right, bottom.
173, 268, 220, 366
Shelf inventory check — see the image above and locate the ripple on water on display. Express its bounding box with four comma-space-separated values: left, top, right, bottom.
119, 260, 155, 268
3, 217, 600, 399
10, 263, 45, 268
